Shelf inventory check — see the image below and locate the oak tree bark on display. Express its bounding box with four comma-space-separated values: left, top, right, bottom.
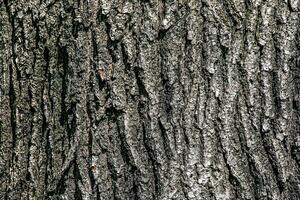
0, 0, 300, 199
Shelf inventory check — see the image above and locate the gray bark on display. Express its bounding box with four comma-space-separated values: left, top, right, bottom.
0, 0, 300, 199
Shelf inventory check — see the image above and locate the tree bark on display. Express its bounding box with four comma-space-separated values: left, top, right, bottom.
0, 0, 300, 199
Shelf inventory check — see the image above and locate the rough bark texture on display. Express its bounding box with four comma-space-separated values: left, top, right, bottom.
0, 0, 300, 199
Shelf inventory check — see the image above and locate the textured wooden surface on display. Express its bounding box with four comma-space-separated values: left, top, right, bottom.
0, 0, 299, 199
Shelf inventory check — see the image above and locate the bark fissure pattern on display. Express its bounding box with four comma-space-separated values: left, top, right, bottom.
0, 0, 299, 200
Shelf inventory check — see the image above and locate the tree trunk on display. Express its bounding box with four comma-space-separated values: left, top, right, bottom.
0, 0, 299, 199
